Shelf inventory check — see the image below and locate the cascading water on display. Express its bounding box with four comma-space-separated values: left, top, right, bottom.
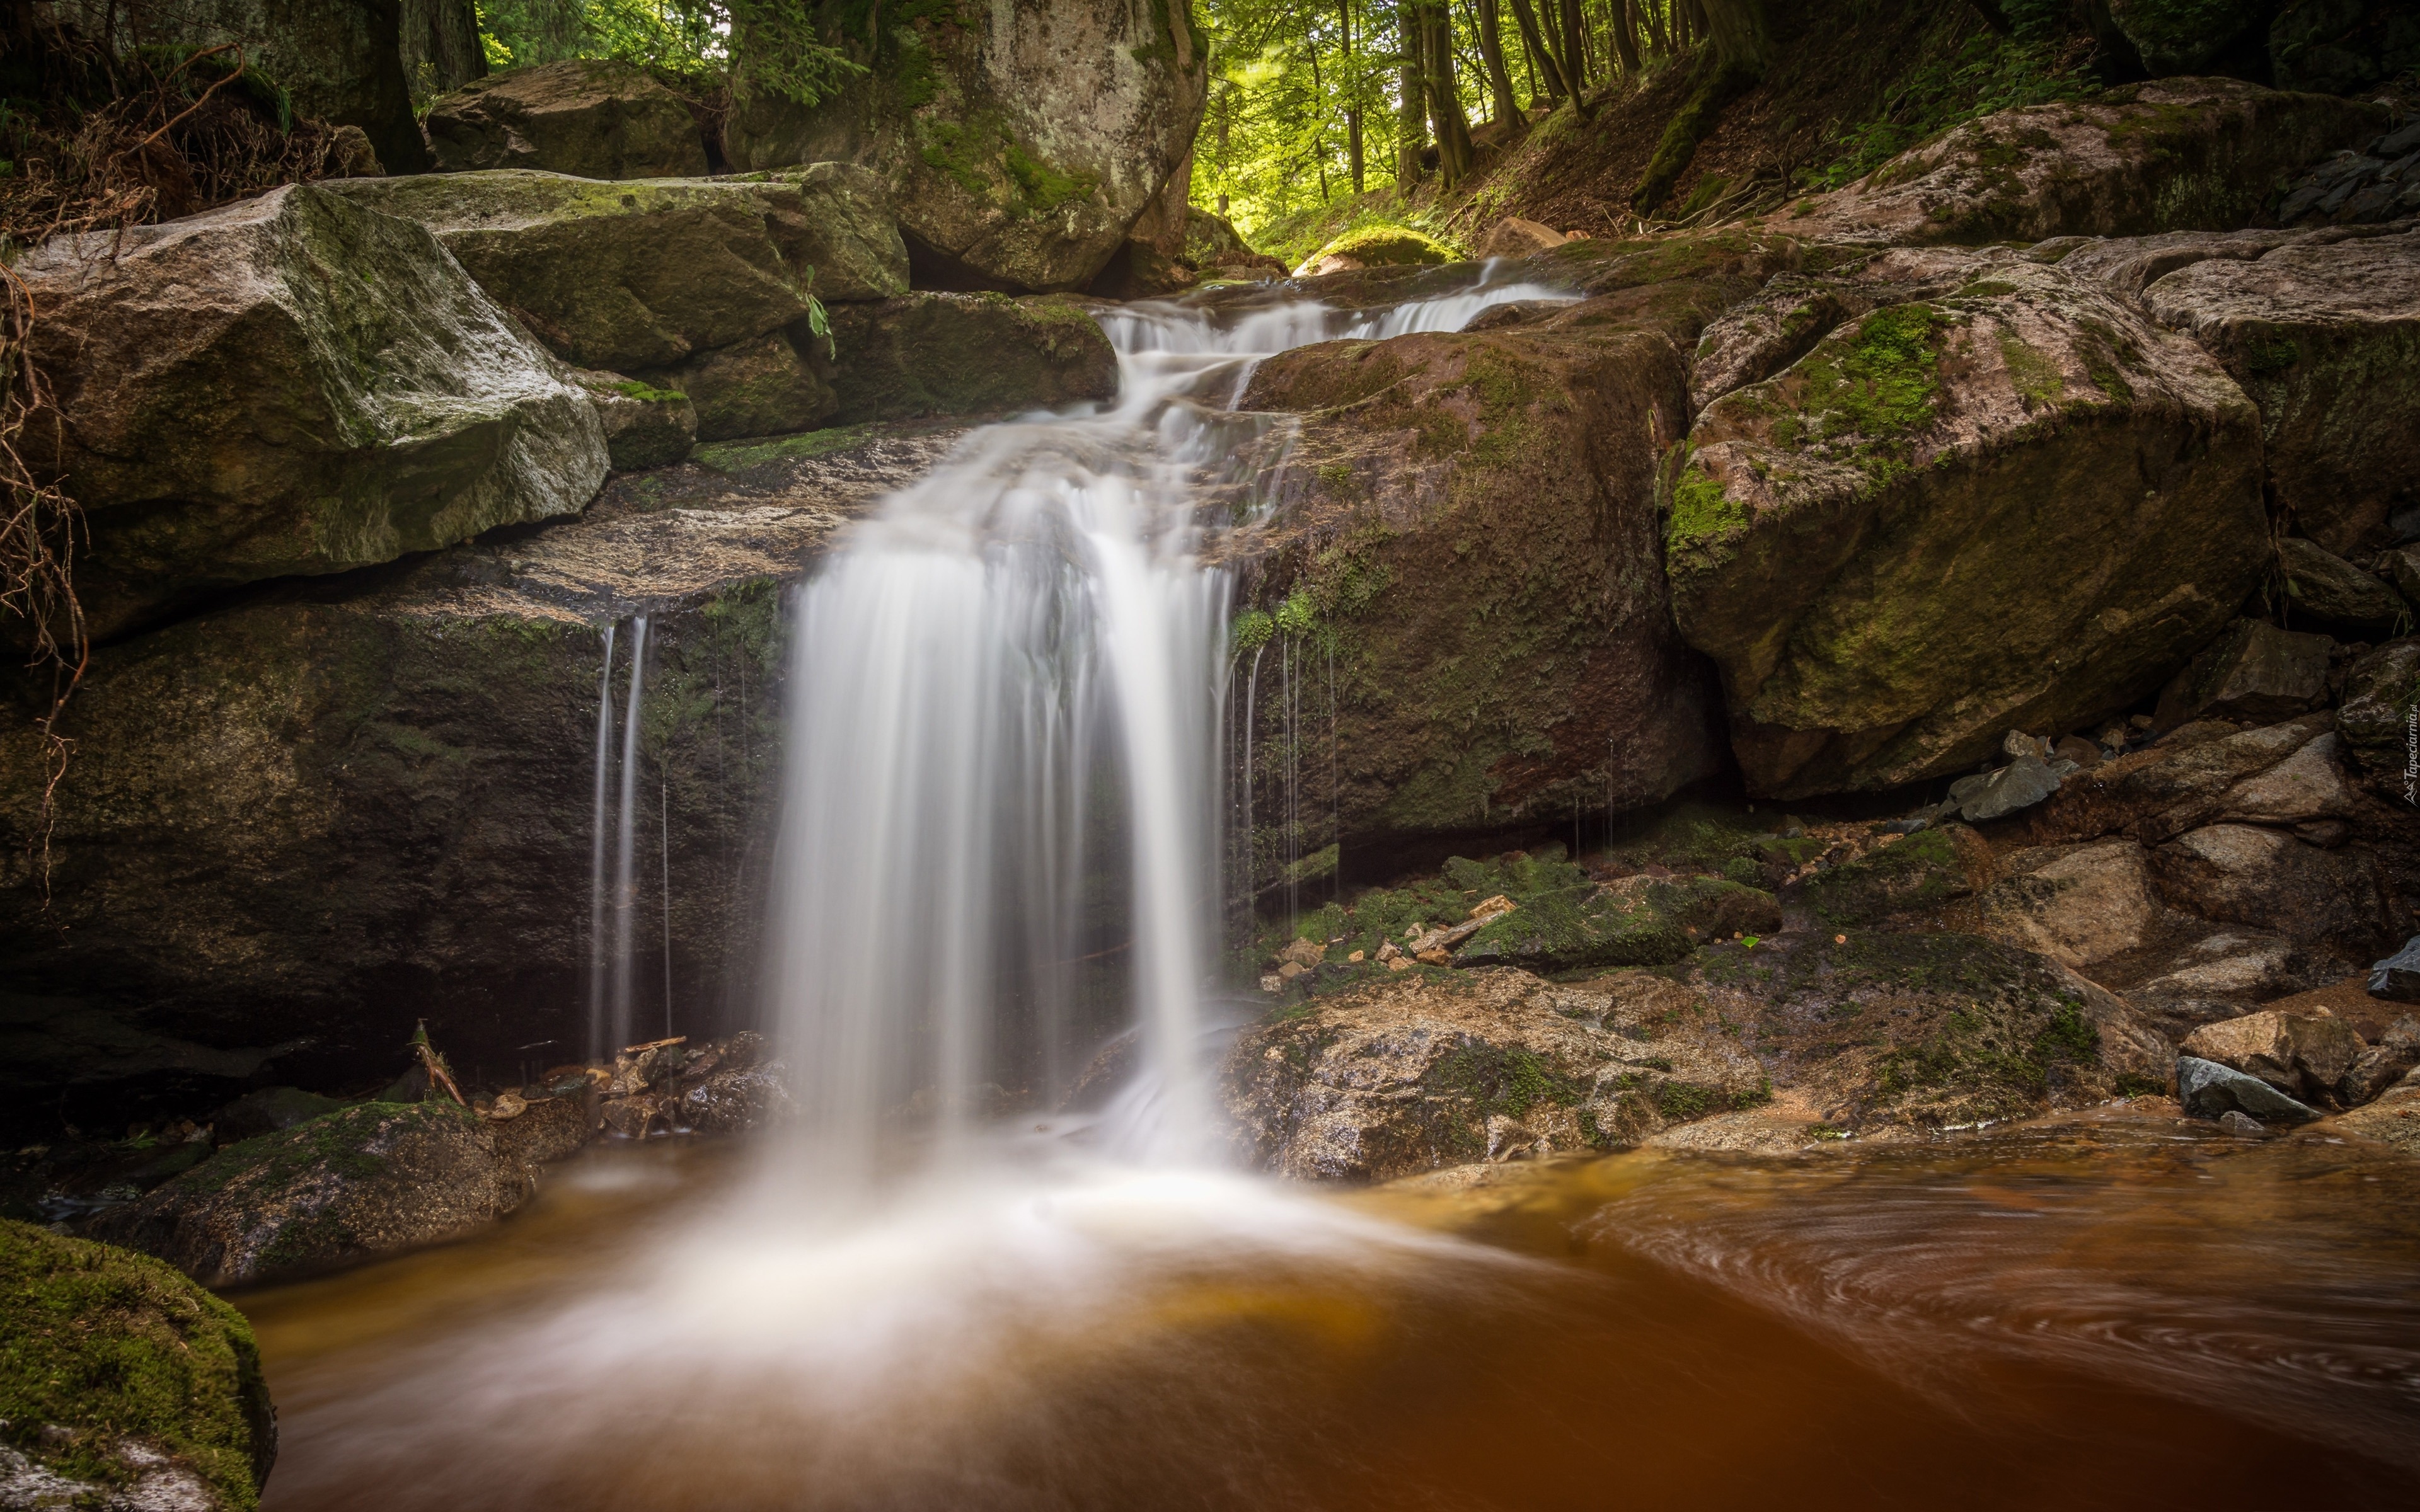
763, 269, 1576, 1176
585, 614, 654, 1064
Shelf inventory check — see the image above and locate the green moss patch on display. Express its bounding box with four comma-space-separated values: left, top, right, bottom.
0, 1220, 274, 1509
1305, 223, 1458, 270
1792, 825, 1978, 929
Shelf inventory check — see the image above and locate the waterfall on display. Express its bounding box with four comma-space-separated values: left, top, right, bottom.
762, 268, 1574, 1181
584, 615, 654, 1064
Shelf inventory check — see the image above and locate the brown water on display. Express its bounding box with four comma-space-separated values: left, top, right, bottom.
238, 1113, 2420, 1511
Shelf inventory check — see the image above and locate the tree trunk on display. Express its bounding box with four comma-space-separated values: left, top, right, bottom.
1397, 2, 1427, 185
1340, 0, 1365, 192
1556, 0, 1589, 104
1420, 1, 1475, 184
1507, 0, 1568, 105
1472, 0, 1524, 129
1610, 0, 1644, 75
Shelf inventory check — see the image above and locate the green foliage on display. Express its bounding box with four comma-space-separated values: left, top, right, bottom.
1665, 455, 1744, 554
476, 0, 866, 108
1809, 30, 2092, 190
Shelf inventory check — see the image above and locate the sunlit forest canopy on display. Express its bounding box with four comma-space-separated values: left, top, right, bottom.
1191, 0, 2102, 261
475, 0, 860, 105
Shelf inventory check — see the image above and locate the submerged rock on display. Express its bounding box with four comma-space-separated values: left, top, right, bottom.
16, 185, 608, 639
725, 0, 1205, 292
84, 1101, 528, 1285
0, 1218, 276, 1510
424, 59, 708, 179
1664, 250, 2266, 798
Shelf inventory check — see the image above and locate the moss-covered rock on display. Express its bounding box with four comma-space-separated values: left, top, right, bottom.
325, 166, 910, 375
16, 185, 608, 640
1221, 238, 1816, 850
1, 1218, 275, 1509
424, 59, 708, 179
83, 1101, 525, 1285
0, 425, 959, 1119
1664, 249, 2266, 798
1772, 77, 2383, 248
1453, 874, 1782, 972
645, 329, 836, 442
1787, 823, 1990, 929
725, 0, 1205, 292
1221, 968, 1768, 1181
821, 293, 1117, 423
1297, 224, 1457, 276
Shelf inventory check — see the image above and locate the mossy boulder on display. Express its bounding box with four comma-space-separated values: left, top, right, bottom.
1, 1218, 275, 1509
2118, 224, 2420, 555
1773, 77, 2383, 248
1684, 931, 2172, 1130
83, 1101, 526, 1285
1224, 238, 1818, 852
1453, 874, 1782, 972
323, 166, 910, 373
822, 293, 1118, 423
1221, 968, 1768, 1181
1297, 224, 1456, 277
649, 329, 836, 442
1787, 824, 1989, 930
1664, 249, 2266, 798
0, 425, 958, 1118
16, 185, 607, 641
571, 370, 699, 471
424, 59, 708, 179
724, 0, 1206, 291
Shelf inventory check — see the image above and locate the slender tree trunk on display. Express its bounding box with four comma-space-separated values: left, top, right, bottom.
1420, 1, 1475, 183
1508, 0, 1567, 104
1610, 0, 1644, 74
1472, 0, 1523, 129
1397, 1, 1427, 185
1556, 0, 1589, 102
1341, 0, 1365, 192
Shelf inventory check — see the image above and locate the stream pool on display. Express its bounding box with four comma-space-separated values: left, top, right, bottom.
238, 1110, 2419, 1510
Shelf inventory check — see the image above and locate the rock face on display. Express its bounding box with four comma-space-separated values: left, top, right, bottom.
1772, 78, 2382, 248
18, 185, 607, 641
725, 0, 1206, 291
85, 1101, 528, 1285
424, 59, 709, 178
324, 167, 909, 440
824, 294, 1120, 422
1223, 234, 1801, 849
1664, 249, 2266, 798
2151, 822, 2398, 955
0, 425, 960, 1112
0, 1218, 276, 1511
2121, 225, 2420, 554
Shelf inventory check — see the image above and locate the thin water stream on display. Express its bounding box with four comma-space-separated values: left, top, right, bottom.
239, 280, 2420, 1507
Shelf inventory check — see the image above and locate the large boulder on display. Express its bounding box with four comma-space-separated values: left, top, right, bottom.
1221, 235, 1811, 850
0, 1218, 276, 1510
2150, 821, 2400, 956
2120, 225, 2420, 554
2180, 1007, 2366, 1106
0, 424, 959, 1120
1771, 77, 2383, 248
18, 185, 606, 639
2150, 618, 2334, 729
2278, 536, 2411, 633
84, 1101, 527, 1285
723, 0, 1206, 291
1664, 249, 2266, 798
2337, 638, 2419, 796
424, 59, 708, 178
322, 167, 910, 367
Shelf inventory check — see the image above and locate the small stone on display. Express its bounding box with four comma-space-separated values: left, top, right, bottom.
2218, 1109, 2266, 1137
2002, 730, 2048, 759
2177, 1054, 2319, 1122
1475, 215, 1571, 261
1948, 753, 2071, 822
1469, 893, 1515, 921
2371, 936, 2420, 1002
1259, 973, 1282, 994
2051, 735, 2101, 769
1347, 949, 1365, 963
1386, 956, 1412, 972
1376, 940, 1402, 961
485, 1091, 528, 1121
1277, 961, 1307, 981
